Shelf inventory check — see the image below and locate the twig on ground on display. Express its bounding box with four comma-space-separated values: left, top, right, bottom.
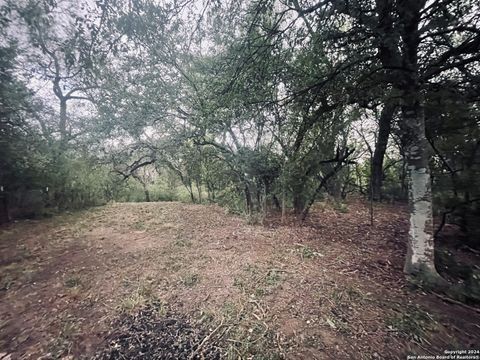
267, 268, 291, 273
432, 292, 480, 314
188, 318, 225, 360
249, 299, 267, 318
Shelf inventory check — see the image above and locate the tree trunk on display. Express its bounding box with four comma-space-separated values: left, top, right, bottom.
244, 184, 253, 214
0, 193, 9, 224
371, 101, 395, 201
396, 0, 443, 281
195, 178, 202, 204
206, 182, 213, 202
399, 148, 408, 199
59, 98, 68, 148
401, 98, 437, 275
272, 194, 281, 210
188, 185, 195, 203
293, 194, 305, 215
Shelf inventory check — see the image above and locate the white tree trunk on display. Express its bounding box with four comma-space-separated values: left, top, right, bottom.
404, 165, 436, 274
389, 0, 443, 283
402, 104, 437, 276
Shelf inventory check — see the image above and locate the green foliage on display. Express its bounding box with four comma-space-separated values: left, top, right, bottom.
426, 88, 480, 243
0, 42, 38, 193
264, 269, 281, 287
1, 0, 478, 241
301, 246, 316, 259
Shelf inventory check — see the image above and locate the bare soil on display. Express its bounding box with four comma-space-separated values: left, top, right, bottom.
0, 200, 479, 359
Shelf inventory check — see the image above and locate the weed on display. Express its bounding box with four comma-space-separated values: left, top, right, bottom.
295, 244, 323, 259
334, 202, 349, 213
174, 238, 192, 247
149, 299, 167, 316
233, 277, 245, 290
181, 273, 199, 287
118, 281, 160, 313
326, 311, 351, 334
255, 288, 266, 297
222, 301, 238, 319
138, 281, 155, 298
197, 309, 215, 324
302, 246, 315, 259
64, 276, 81, 288
224, 325, 283, 360
132, 221, 146, 230
119, 292, 146, 312
62, 320, 77, 339
0, 273, 16, 290
235, 265, 283, 297
331, 285, 365, 304
385, 305, 437, 342
49, 316, 77, 358
245, 264, 260, 274
265, 269, 281, 286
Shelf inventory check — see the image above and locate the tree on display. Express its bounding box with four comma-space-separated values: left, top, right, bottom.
286, 0, 479, 280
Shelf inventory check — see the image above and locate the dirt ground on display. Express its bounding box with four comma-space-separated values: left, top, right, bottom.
0, 200, 479, 359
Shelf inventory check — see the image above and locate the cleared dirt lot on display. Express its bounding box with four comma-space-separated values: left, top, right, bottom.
0, 201, 479, 359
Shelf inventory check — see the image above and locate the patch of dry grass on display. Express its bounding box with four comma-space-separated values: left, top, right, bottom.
0, 201, 479, 360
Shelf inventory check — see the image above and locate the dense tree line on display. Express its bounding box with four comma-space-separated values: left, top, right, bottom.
1, 0, 479, 284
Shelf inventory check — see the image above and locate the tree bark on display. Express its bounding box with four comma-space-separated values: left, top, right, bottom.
293, 193, 305, 215
401, 99, 436, 275
0, 193, 9, 225
244, 184, 253, 214
59, 97, 68, 149
370, 101, 395, 201
195, 178, 202, 204
188, 184, 195, 203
